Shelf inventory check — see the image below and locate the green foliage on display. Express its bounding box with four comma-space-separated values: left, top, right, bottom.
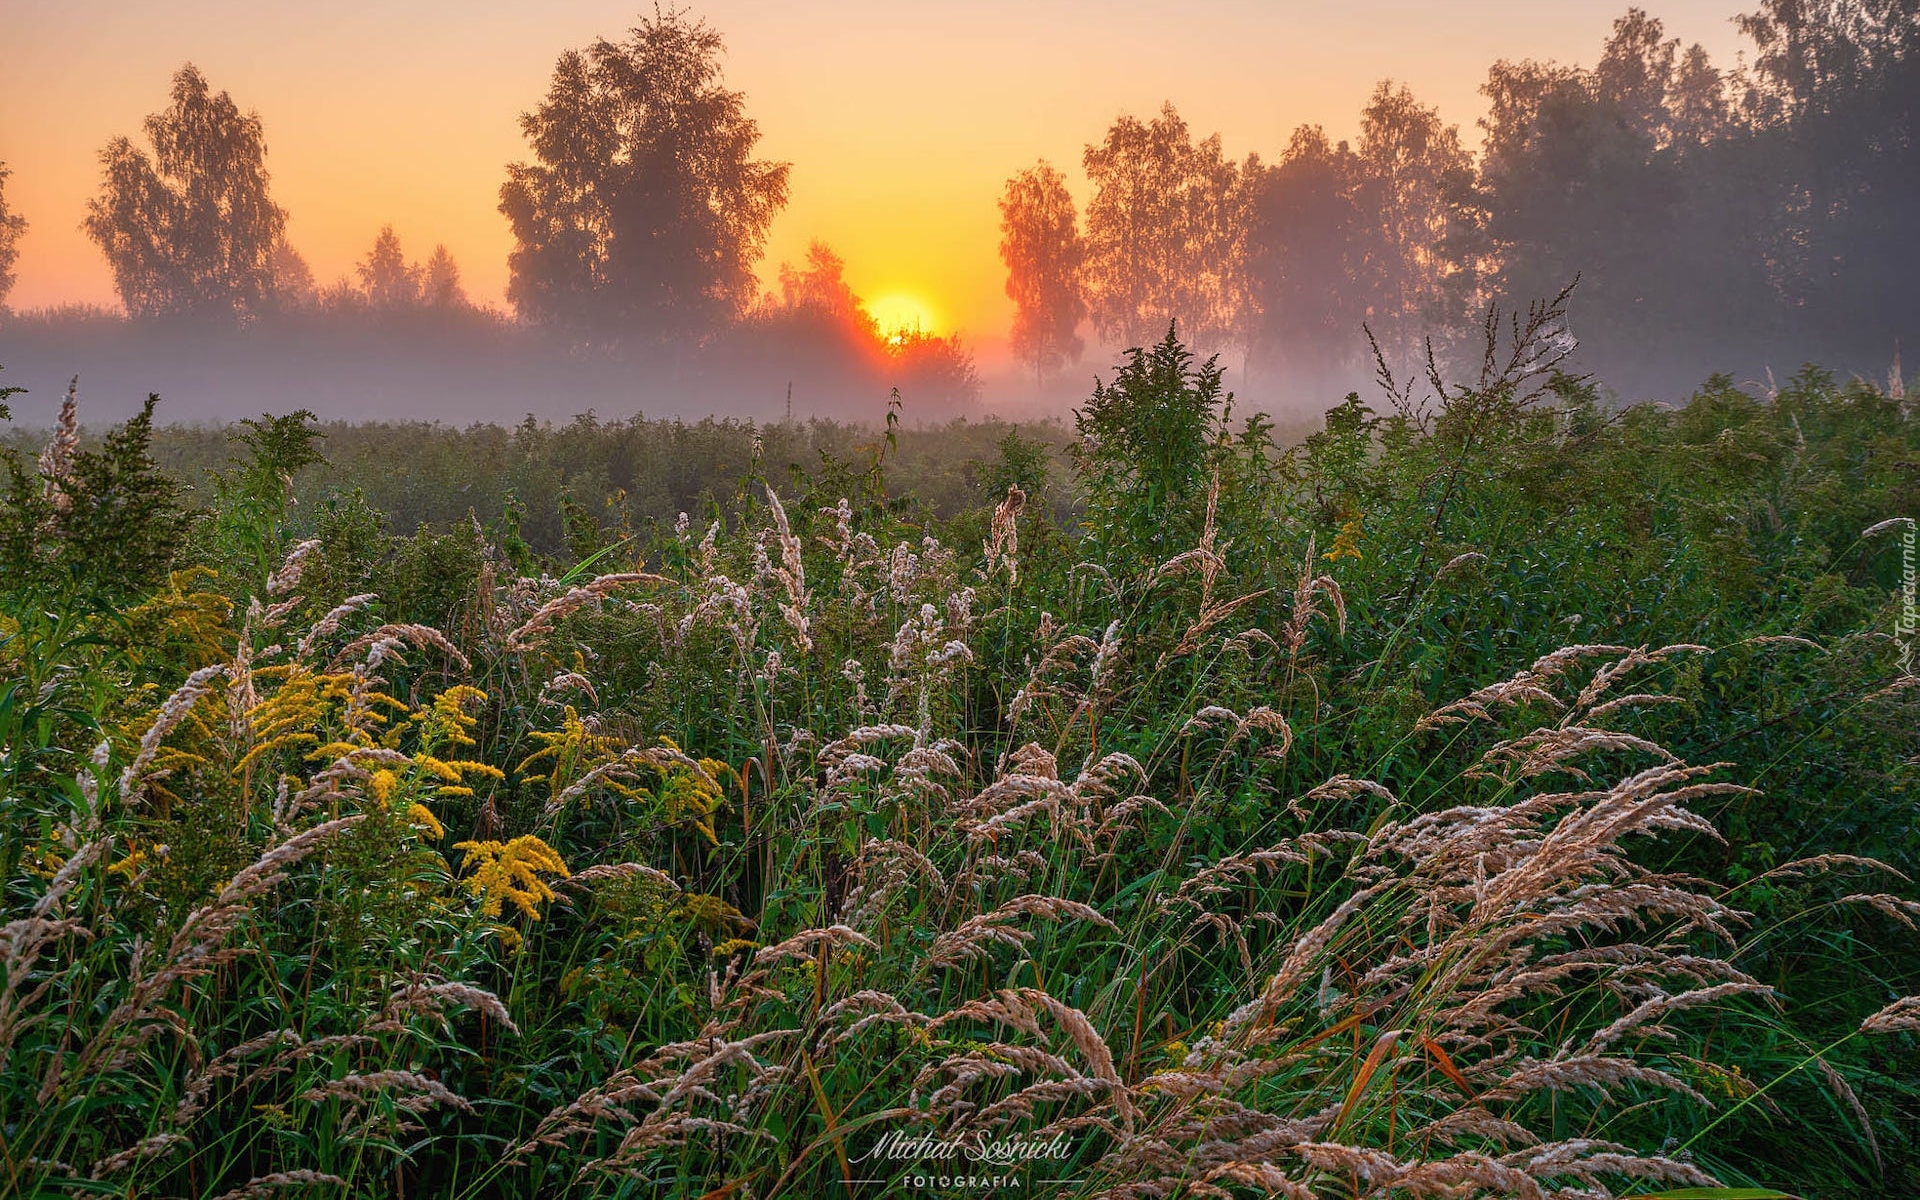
0, 390, 188, 608
0, 162, 26, 311
1072, 323, 1232, 565
199, 409, 326, 591
1, 332, 1916, 1199
499, 9, 790, 338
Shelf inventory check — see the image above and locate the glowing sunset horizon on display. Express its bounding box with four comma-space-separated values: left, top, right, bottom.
1, 1, 1755, 366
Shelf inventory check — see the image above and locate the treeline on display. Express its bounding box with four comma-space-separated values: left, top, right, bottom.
998, 1, 1920, 393
0, 15, 981, 418
2, 3, 1915, 412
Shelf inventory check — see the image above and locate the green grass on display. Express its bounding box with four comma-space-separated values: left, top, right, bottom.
0, 322, 1915, 1199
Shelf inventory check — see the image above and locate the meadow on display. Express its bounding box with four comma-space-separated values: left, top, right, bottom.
1, 310, 1916, 1198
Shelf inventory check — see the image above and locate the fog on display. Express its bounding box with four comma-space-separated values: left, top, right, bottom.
1, 3, 1915, 432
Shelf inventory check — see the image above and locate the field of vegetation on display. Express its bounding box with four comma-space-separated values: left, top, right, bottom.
1, 310, 1917, 1199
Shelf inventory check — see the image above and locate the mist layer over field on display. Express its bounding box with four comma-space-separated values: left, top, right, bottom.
1, 3, 1915, 427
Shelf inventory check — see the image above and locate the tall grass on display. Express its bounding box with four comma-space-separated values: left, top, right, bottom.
0, 316, 1914, 1197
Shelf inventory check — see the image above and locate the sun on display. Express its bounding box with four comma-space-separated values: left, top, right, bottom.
864, 293, 939, 343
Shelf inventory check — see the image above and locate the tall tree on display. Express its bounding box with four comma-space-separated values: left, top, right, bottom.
1082, 103, 1251, 354
1733, 0, 1920, 360
358, 225, 421, 309
1736, 0, 1918, 120
1667, 42, 1732, 144
1353, 81, 1478, 359
82, 65, 286, 321
1244, 127, 1372, 380
421, 245, 467, 308
268, 238, 317, 311
500, 10, 790, 340
1595, 7, 1680, 142
0, 163, 26, 310
998, 161, 1086, 383
777, 240, 869, 332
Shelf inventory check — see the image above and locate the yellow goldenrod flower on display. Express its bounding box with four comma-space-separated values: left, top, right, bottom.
518, 705, 622, 798
1321, 512, 1365, 562
405, 802, 446, 839
369, 769, 399, 804
416, 755, 462, 783
444, 759, 506, 781
452, 835, 571, 921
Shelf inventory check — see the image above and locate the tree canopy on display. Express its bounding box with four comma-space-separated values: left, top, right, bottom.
1081, 104, 1252, 355
999, 161, 1087, 382
499, 9, 790, 342
0, 163, 26, 310
83, 65, 286, 322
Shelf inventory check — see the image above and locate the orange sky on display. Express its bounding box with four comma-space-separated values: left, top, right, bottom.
0, 1, 1752, 363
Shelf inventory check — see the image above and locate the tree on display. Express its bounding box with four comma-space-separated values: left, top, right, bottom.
1353, 81, 1478, 360
1732, 0, 1920, 361
1244, 127, 1373, 380
777, 240, 871, 333
1082, 104, 1251, 355
422, 245, 467, 308
500, 9, 790, 340
1667, 42, 1732, 145
358, 225, 422, 308
0, 163, 26, 310
82, 65, 286, 321
1471, 15, 1801, 386
1595, 7, 1680, 142
1735, 0, 1918, 120
268, 238, 317, 311
998, 162, 1086, 383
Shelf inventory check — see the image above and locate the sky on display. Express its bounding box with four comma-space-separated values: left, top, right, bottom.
1, 1, 1756, 364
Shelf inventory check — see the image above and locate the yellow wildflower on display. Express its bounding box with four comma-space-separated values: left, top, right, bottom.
420, 685, 488, 752
369, 769, 399, 804
416, 756, 462, 783
406, 802, 446, 839
1321, 512, 1365, 562
518, 705, 622, 799
452, 835, 571, 921
444, 760, 506, 781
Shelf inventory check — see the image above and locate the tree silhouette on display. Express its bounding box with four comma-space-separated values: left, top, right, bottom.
1736, 0, 1920, 364
777, 240, 871, 333
0, 163, 26, 310
1595, 7, 1680, 141
1082, 104, 1251, 354
499, 9, 790, 341
1353, 81, 1477, 361
358, 225, 422, 309
82, 65, 286, 322
1667, 42, 1731, 145
1736, 0, 1916, 120
421, 245, 467, 309
267, 238, 317, 311
998, 161, 1086, 383
1244, 127, 1372, 380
